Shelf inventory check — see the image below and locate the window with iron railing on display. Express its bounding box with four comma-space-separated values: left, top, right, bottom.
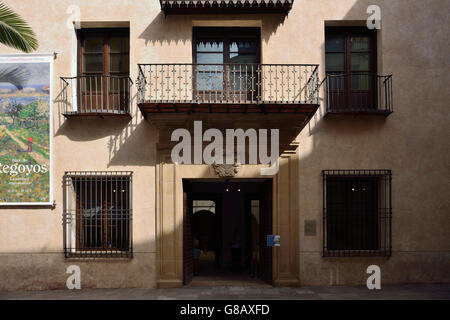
194, 27, 261, 102
63, 172, 133, 258
136, 27, 320, 110
60, 28, 132, 116
323, 170, 392, 257
324, 27, 392, 114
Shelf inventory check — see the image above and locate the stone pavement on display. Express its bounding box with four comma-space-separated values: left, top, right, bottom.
0, 283, 449, 300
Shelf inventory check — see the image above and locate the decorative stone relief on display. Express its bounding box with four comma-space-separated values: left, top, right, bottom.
212, 163, 240, 178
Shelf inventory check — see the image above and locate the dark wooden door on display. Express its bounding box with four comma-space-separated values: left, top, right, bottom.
258, 180, 273, 284
183, 190, 194, 285
244, 195, 252, 270
214, 196, 222, 269
325, 27, 377, 111
78, 29, 129, 112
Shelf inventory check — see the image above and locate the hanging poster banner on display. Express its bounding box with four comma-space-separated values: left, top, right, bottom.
0, 54, 53, 205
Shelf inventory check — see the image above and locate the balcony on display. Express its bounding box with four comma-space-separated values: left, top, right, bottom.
136, 63, 319, 117
60, 75, 133, 118
160, 0, 294, 15
324, 72, 393, 116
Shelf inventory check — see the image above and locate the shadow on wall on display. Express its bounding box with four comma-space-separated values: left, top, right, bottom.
107, 119, 157, 167
52, 10, 292, 168
53, 85, 157, 167
138, 12, 289, 47
139, 12, 191, 45
0, 237, 158, 291
305, 0, 395, 139
298, 0, 450, 286
24, 0, 448, 292
304, 0, 446, 159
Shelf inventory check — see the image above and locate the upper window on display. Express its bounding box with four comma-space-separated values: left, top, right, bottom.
325, 27, 377, 111
75, 28, 130, 114
193, 27, 260, 100
63, 172, 133, 258
323, 170, 391, 257
79, 28, 129, 79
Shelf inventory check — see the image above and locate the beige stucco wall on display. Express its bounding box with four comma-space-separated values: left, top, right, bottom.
296, 0, 450, 285
0, 0, 448, 290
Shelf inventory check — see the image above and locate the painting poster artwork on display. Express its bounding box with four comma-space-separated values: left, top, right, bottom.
0, 54, 53, 205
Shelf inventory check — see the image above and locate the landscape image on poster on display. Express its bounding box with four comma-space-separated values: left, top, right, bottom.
0, 62, 50, 203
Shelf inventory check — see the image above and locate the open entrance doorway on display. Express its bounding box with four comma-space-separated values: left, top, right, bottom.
183, 179, 272, 286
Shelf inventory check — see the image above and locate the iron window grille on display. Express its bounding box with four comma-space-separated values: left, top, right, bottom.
63, 171, 133, 258
323, 170, 391, 257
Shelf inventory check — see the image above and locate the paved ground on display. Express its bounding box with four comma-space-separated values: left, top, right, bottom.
0, 283, 449, 300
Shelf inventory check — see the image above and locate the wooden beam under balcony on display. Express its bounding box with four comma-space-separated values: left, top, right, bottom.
138, 102, 318, 117
145, 112, 316, 155
62, 111, 132, 119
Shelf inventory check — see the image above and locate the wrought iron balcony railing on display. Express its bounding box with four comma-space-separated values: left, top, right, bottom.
60, 75, 133, 117
324, 72, 393, 115
137, 63, 319, 113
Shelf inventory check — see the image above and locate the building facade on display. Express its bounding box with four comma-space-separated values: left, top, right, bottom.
0, 0, 449, 290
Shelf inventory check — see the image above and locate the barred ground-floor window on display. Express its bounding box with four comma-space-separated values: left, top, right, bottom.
63, 171, 132, 258
323, 170, 391, 257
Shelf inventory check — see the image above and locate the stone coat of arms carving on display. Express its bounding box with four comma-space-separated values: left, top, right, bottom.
212, 163, 240, 178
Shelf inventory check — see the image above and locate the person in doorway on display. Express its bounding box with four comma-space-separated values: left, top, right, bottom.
250, 215, 259, 277
193, 236, 201, 276
201, 235, 209, 257
231, 229, 242, 273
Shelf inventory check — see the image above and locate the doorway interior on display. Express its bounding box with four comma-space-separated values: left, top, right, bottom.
183, 179, 272, 286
